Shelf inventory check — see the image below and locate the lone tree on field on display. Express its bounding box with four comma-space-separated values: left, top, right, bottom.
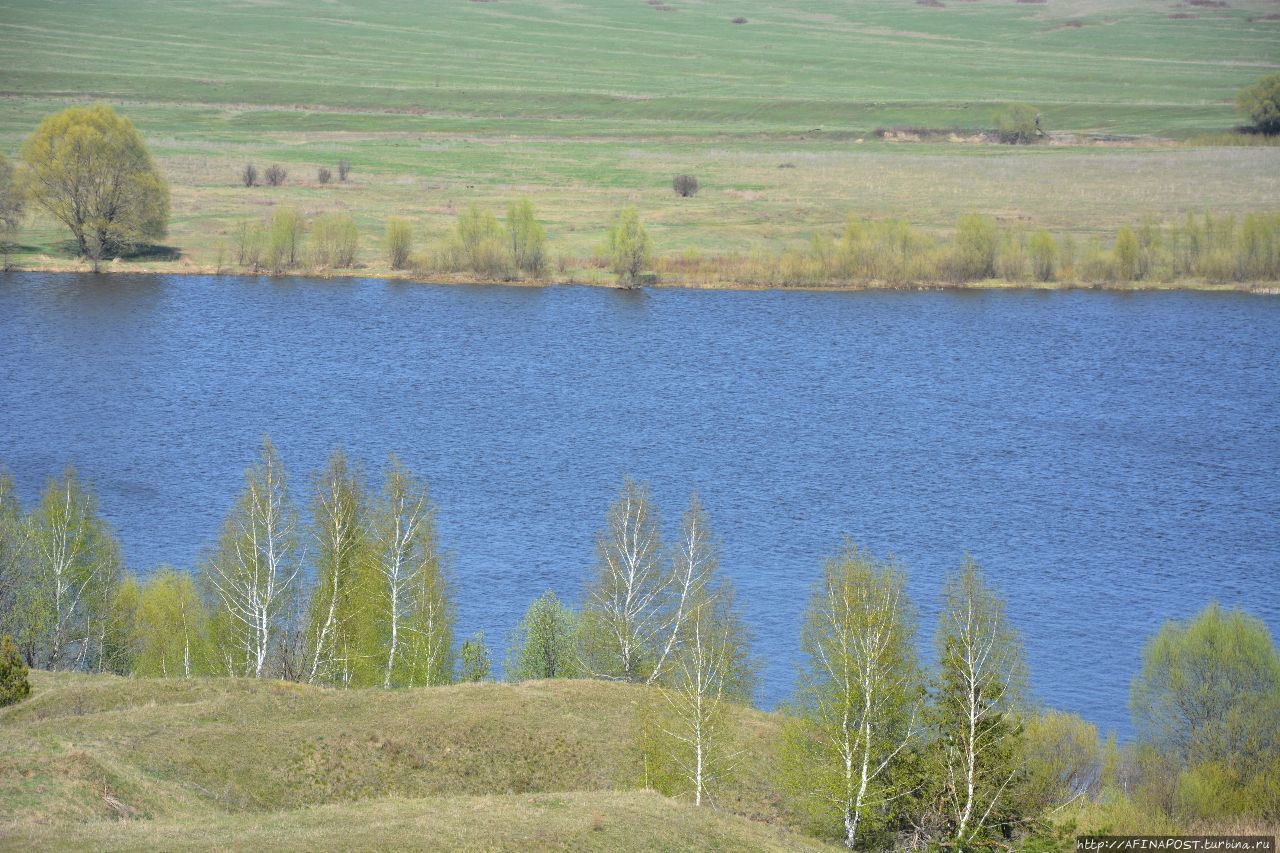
994, 103, 1044, 144
0, 634, 30, 707
338, 160, 351, 181
673, 174, 699, 197
606, 207, 652, 287
317, 166, 332, 185
264, 164, 287, 187
1237, 73, 1280, 136
242, 163, 258, 188
21, 103, 169, 269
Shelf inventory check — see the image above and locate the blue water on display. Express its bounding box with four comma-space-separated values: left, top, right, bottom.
1, 273, 1277, 735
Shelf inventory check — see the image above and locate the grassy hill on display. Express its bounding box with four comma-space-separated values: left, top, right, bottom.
0, 671, 822, 851
0, 0, 1276, 275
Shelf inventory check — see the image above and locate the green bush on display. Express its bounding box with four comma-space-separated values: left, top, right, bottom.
996, 234, 1029, 281
995, 103, 1044, 144
385, 217, 413, 270
505, 199, 546, 276
1236, 73, 1280, 135
954, 214, 998, 280
606, 207, 652, 286
310, 212, 358, 269
265, 206, 303, 273
0, 634, 30, 707
1114, 226, 1139, 282
1029, 230, 1057, 282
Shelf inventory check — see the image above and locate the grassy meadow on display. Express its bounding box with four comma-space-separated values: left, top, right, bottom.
0, 671, 815, 851
0, 0, 1277, 281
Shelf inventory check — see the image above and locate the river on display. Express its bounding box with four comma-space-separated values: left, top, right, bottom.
1, 272, 1277, 735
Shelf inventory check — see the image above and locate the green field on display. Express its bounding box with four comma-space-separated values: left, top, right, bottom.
0, 0, 1277, 278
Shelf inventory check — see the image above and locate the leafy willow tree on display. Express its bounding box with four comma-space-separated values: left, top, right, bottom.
932, 558, 1027, 848
507, 590, 581, 681
1130, 603, 1280, 819
649, 504, 753, 808
202, 438, 300, 678
784, 543, 922, 849
305, 449, 371, 686
16, 466, 125, 671
132, 567, 212, 678
20, 103, 169, 269
582, 476, 664, 680
606, 207, 652, 286
506, 198, 546, 276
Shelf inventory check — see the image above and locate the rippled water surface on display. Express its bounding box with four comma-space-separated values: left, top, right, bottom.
2, 273, 1277, 734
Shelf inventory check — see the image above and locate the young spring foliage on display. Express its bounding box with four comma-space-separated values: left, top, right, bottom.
784, 543, 922, 849
20, 103, 169, 266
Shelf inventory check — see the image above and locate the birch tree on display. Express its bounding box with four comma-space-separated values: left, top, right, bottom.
22, 466, 124, 670
305, 450, 370, 686
785, 543, 922, 849
648, 495, 717, 685
401, 551, 454, 687
203, 438, 300, 678
370, 457, 452, 688
933, 557, 1027, 848
583, 476, 664, 681
652, 563, 752, 806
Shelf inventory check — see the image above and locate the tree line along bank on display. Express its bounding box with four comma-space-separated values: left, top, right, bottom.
2, 103, 1279, 287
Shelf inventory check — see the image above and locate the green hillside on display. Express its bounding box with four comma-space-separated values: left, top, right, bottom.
0, 671, 818, 851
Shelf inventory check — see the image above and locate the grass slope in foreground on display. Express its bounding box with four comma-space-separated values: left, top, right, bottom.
0, 671, 815, 851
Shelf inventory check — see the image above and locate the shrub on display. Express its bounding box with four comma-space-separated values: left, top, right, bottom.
234, 219, 265, 269
1029, 230, 1057, 281
310, 212, 358, 269
672, 174, 699, 197
1130, 604, 1280, 821
317, 166, 332, 185
265, 206, 303, 272
1114, 226, 1140, 281
385, 217, 413, 270
995, 103, 1044, 144
606, 207, 652, 286
242, 163, 257, 188
0, 634, 30, 707
1236, 73, 1280, 135
953, 214, 998, 280
337, 160, 351, 181
506, 198, 546, 275
264, 164, 287, 187
996, 234, 1029, 281
454, 205, 510, 278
